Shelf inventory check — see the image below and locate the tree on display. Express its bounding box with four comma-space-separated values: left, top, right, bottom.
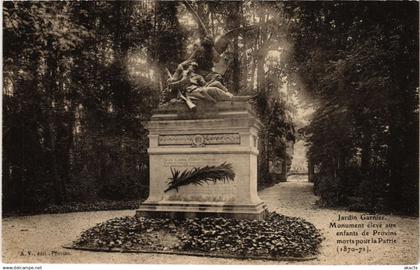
285, 2, 418, 214
3, 1, 298, 213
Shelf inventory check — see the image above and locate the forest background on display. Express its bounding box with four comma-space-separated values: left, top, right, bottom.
3, 1, 418, 216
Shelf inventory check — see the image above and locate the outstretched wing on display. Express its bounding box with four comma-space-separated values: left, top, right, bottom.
214, 26, 257, 54
183, 0, 209, 39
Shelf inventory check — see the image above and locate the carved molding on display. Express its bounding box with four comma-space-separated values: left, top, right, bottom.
159, 133, 241, 146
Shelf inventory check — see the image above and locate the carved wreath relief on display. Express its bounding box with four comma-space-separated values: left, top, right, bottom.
159, 133, 241, 147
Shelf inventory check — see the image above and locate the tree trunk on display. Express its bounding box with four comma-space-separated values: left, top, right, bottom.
226, 2, 241, 94
308, 159, 315, 183
45, 46, 65, 205
281, 147, 288, 181
360, 134, 371, 174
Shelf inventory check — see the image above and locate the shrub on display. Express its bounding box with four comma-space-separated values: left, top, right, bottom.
315, 174, 348, 207
98, 175, 148, 201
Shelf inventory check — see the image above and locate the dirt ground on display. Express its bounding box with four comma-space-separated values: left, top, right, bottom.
2, 179, 418, 265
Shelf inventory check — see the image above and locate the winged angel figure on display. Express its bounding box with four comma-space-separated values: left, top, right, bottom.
165, 1, 253, 108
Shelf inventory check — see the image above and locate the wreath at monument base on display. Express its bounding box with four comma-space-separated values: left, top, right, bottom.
67, 212, 322, 261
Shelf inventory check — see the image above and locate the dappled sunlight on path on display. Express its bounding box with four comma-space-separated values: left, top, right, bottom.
260, 181, 418, 264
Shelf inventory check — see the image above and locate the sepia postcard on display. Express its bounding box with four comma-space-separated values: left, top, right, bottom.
2, 1, 419, 269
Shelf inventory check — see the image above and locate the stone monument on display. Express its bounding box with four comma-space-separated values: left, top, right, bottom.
136, 0, 266, 220
136, 99, 267, 220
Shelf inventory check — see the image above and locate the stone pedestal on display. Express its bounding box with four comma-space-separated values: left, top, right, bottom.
136, 98, 267, 220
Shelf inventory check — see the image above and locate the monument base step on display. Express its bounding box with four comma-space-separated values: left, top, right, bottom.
136, 201, 268, 220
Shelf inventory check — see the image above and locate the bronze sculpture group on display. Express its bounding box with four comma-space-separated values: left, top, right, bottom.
164, 1, 253, 108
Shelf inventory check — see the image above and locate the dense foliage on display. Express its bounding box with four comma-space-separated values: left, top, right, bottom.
73, 212, 322, 259
3, 1, 295, 214
284, 2, 419, 214
5, 2, 417, 216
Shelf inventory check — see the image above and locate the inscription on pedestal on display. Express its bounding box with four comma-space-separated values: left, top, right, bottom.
159, 133, 240, 146
163, 156, 220, 167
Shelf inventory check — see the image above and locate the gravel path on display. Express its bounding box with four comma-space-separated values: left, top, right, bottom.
2, 181, 418, 264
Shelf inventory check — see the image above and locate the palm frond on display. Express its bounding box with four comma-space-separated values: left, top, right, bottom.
164, 162, 235, 193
